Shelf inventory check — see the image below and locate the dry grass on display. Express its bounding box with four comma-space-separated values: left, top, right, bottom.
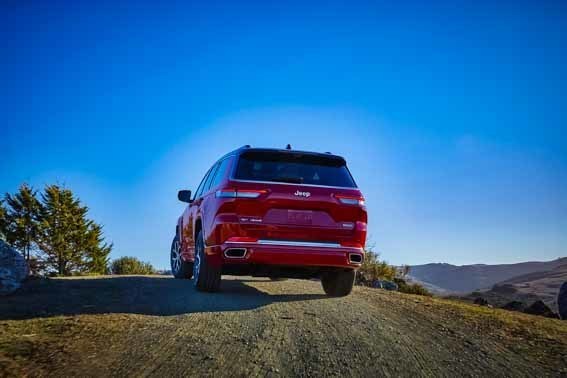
1, 277, 566, 376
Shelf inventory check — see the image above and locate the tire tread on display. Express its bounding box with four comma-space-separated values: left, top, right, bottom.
321, 270, 355, 297
195, 232, 221, 292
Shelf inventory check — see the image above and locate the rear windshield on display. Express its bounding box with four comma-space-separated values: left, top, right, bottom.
234, 151, 357, 188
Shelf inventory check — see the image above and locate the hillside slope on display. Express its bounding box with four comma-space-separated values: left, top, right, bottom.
473, 263, 567, 312
409, 257, 567, 293
1, 276, 566, 377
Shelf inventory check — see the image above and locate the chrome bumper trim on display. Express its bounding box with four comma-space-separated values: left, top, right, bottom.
257, 240, 342, 248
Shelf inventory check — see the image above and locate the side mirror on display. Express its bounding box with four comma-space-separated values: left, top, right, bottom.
178, 190, 192, 203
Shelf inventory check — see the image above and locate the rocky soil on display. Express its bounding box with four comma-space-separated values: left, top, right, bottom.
1, 275, 566, 377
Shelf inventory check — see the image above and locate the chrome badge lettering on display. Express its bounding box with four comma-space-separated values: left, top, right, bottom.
294, 190, 311, 198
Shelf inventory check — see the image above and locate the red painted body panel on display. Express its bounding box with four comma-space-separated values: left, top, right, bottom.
177, 149, 367, 275
207, 243, 364, 268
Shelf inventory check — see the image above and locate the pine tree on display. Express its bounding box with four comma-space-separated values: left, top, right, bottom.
85, 223, 112, 274
3, 183, 42, 261
0, 200, 8, 241
37, 185, 112, 275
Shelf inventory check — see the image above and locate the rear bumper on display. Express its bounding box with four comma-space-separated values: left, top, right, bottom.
206, 240, 364, 269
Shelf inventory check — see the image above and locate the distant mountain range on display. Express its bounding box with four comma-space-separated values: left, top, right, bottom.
481, 263, 567, 311
408, 257, 567, 294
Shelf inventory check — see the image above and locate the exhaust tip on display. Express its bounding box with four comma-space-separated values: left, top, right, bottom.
224, 248, 247, 259
349, 253, 363, 264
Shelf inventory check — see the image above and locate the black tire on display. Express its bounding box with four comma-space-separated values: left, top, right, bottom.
193, 231, 221, 292
321, 270, 355, 297
171, 236, 193, 279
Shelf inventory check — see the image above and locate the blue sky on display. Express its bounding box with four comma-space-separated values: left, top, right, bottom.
1, 1, 566, 268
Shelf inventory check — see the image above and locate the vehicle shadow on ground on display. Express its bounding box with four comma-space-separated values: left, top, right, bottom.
0, 276, 328, 320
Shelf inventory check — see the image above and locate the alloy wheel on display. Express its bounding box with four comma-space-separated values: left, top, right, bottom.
193, 239, 202, 285
171, 240, 181, 274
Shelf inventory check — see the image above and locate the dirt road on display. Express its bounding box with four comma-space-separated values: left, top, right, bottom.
1, 276, 566, 377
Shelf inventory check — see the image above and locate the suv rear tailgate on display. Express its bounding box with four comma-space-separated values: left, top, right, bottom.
227, 180, 366, 246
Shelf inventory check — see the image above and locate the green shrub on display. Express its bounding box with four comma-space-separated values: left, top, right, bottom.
356, 245, 431, 296
357, 248, 397, 285
110, 256, 155, 275
394, 278, 432, 296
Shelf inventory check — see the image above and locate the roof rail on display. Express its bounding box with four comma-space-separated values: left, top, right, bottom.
241, 145, 251, 149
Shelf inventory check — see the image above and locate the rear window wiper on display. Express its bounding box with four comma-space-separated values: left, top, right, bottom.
270, 176, 303, 184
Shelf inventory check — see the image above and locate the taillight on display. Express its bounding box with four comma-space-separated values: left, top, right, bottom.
216, 189, 267, 199
334, 194, 365, 206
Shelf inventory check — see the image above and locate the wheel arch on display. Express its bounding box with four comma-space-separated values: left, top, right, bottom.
175, 216, 183, 238
194, 217, 203, 242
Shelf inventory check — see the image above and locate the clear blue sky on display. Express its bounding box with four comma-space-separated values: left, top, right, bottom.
1, 1, 566, 268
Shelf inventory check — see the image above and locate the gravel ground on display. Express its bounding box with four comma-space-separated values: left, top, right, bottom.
1, 275, 566, 377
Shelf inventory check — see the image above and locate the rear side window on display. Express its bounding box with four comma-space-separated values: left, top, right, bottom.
209, 158, 231, 190
194, 167, 213, 199
234, 151, 356, 188
202, 162, 219, 194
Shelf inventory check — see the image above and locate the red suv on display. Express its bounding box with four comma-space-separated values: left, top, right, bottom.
171, 146, 367, 296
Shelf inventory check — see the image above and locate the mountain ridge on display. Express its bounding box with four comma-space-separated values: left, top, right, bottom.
408, 257, 567, 294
